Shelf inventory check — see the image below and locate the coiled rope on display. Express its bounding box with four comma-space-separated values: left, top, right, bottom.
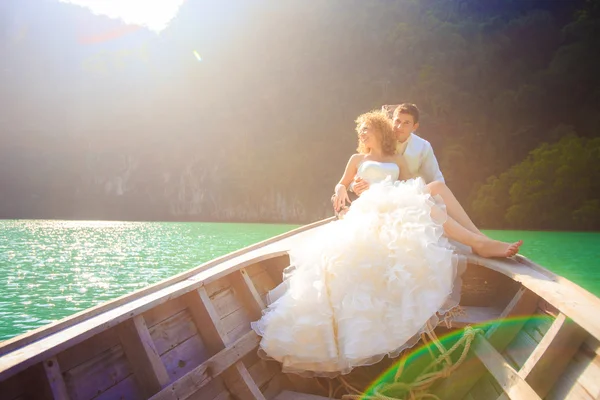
330, 318, 483, 400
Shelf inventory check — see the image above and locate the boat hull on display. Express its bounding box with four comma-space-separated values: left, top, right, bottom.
1, 218, 599, 400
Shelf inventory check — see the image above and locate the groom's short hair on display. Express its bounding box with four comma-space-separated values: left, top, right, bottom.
393, 103, 420, 124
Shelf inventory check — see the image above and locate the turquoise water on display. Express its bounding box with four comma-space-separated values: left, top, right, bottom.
0, 220, 297, 341
484, 229, 600, 296
0, 220, 598, 341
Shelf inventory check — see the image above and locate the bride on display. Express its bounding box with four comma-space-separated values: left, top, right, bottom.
251, 110, 521, 377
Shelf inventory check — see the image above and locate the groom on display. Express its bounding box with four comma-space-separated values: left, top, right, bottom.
349, 103, 444, 198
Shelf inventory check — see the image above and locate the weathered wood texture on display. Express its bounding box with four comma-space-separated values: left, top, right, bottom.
545, 335, 600, 400
460, 264, 521, 307
149, 331, 261, 400
468, 254, 600, 343
42, 357, 70, 400
472, 335, 542, 399
117, 315, 170, 397
433, 287, 540, 399
274, 390, 334, 400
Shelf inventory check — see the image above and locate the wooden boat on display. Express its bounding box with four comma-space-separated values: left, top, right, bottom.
1, 217, 599, 400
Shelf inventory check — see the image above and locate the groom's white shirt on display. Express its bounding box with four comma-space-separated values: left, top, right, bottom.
397, 133, 444, 184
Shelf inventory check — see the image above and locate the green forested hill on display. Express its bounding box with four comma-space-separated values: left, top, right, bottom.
0, 0, 598, 229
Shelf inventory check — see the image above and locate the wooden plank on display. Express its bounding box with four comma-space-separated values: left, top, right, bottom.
518, 313, 588, 397
485, 288, 540, 350
432, 287, 539, 400
260, 256, 290, 286
206, 278, 232, 299
469, 254, 600, 343
186, 287, 265, 400
143, 297, 188, 328
472, 335, 541, 399
503, 329, 539, 369
211, 392, 233, 400
245, 263, 267, 278
221, 307, 253, 342
42, 357, 70, 400
496, 314, 589, 400
583, 336, 600, 357
249, 271, 277, 298
186, 288, 229, 349
284, 375, 320, 397
149, 309, 199, 356
0, 218, 333, 359
459, 264, 520, 307
93, 374, 144, 400
274, 390, 333, 400
63, 344, 132, 400
161, 334, 209, 382
227, 362, 266, 400
521, 313, 553, 343
117, 315, 170, 397
0, 365, 50, 400
0, 369, 29, 400
451, 306, 503, 328
57, 328, 120, 372
185, 379, 228, 400
230, 269, 266, 319
569, 347, 600, 398
148, 331, 261, 400
211, 287, 243, 319
543, 360, 596, 400
469, 373, 502, 399
247, 359, 280, 388
261, 374, 291, 400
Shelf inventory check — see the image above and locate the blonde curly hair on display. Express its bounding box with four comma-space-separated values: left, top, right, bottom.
355, 110, 396, 156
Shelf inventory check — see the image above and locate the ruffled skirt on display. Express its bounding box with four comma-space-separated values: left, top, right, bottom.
251, 177, 466, 377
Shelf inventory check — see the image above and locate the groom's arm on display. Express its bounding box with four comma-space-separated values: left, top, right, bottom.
421, 142, 445, 183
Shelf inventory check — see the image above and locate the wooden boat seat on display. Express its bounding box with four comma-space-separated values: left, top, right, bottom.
275, 390, 338, 400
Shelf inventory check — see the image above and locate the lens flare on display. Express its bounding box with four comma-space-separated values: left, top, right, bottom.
353, 314, 551, 399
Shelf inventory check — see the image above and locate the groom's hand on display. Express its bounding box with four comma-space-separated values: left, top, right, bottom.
353, 177, 370, 196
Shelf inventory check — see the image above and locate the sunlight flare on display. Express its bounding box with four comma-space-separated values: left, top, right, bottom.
59, 0, 187, 32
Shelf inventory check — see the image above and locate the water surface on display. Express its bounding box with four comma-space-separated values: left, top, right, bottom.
0, 220, 598, 341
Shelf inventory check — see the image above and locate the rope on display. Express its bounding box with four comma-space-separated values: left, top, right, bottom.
334, 322, 483, 400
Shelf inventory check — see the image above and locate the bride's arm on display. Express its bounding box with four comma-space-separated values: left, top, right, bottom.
333, 154, 362, 210
336, 154, 362, 190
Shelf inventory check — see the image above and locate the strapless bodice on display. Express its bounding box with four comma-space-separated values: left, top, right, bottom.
357, 160, 399, 184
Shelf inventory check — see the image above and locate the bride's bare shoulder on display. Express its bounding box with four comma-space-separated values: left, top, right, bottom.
349, 153, 366, 164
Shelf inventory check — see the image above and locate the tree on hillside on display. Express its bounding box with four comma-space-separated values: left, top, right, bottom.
472, 132, 600, 230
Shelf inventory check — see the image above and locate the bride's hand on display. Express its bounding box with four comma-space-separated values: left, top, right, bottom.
334, 184, 351, 212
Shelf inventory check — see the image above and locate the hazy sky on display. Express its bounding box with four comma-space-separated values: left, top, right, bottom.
58, 0, 188, 32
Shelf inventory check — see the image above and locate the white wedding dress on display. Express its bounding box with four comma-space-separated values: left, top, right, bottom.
251, 160, 466, 377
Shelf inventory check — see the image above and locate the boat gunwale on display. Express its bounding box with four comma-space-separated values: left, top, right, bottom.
467, 253, 600, 342
0, 217, 334, 356
0, 248, 296, 381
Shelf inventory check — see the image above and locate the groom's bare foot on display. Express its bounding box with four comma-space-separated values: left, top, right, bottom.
473, 238, 523, 258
